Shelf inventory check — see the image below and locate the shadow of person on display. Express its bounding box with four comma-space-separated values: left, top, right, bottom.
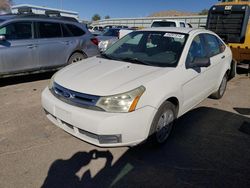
41, 150, 113, 188
41, 152, 92, 188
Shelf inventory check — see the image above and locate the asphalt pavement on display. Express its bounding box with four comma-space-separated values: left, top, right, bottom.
0, 71, 249, 188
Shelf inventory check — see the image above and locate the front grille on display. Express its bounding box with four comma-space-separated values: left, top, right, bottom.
51, 82, 103, 111
207, 5, 250, 43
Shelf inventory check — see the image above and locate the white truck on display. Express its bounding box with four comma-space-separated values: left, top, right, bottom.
151, 19, 192, 28
119, 20, 192, 38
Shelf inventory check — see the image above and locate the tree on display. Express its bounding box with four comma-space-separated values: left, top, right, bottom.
198, 9, 209, 15
0, 0, 13, 13
92, 14, 101, 21
104, 15, 110, 19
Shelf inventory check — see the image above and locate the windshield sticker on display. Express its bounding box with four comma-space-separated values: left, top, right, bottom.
164, 33, 185, 39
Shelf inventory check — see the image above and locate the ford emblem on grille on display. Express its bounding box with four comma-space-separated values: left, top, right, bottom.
62, 91, 72, 98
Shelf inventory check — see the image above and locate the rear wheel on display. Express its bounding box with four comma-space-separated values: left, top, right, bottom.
210, 73, 228, 99
149, 101, 176, 145
68, 52, 86, 64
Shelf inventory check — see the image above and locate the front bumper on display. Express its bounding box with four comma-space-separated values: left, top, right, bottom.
41, 87, 157, 147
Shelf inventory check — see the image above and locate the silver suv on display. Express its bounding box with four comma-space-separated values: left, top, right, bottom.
0, 11, 99, 78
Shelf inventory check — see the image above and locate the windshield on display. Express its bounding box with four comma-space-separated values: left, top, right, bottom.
102, 31, 188, 67
151, 21, 176, 27
102, 29, 120, 37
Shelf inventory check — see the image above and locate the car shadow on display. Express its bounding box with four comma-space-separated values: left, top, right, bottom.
41, 107, 250, 188
0, 71, 55, 87
237, 63, 250, 76
234, 108, 250, 116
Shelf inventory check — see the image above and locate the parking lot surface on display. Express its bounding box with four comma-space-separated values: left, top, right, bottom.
0, 72, 250, 188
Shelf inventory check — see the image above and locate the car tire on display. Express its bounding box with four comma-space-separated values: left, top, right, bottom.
210, 73, 228, 99
68, 52, 86, 64
148, 101, 176, 145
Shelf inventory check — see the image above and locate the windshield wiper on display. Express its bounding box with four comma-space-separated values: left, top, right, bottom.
99, 53, 112, 60
121, 58, 151, 66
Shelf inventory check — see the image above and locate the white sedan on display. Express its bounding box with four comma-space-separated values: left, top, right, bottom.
42, 28, 232, 147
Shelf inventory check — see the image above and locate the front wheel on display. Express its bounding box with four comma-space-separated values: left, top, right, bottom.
210, 73, 228, 99
149, 101, 176, 145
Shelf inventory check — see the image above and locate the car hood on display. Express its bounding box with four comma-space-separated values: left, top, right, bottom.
54, 57, 174, 96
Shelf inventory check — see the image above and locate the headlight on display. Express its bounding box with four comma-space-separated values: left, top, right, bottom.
96, 86, 146, 113
48, 74, 56, 89
98, 40, 109, 51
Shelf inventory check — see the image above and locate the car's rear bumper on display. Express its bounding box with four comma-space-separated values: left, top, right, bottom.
41, 87, 156, 147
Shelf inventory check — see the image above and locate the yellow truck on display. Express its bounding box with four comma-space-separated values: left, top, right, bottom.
207, 0, 250, 75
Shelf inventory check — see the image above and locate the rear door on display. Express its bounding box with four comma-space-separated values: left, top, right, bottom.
202, 33, 227, 91
35, 21, 70, 68
0, 21, 38, 74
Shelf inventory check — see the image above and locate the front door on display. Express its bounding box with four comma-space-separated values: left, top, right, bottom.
181, 34, 211, 114
0, 21, 38, 75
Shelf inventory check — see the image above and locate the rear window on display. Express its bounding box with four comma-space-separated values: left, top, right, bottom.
66, 24, 85, 36
37, 22, 62, 38
151, 21, 176, 27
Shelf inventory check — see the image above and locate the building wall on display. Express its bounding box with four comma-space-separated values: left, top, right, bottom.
93, 15, 208, 28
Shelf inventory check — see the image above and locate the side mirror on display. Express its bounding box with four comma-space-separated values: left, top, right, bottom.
188, 57, 211, 69
0, 35, 6, 41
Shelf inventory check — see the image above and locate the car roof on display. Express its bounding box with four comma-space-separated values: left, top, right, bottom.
0, 14, 78, 24
152, 19, 185, 22
141, 27, 210, 35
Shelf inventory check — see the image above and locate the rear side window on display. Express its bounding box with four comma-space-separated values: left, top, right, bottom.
180, 22, 185, 27
204, 34, 221, 57
0, 22, 32, 40
151, 21, 176, 27
66, 24, 85, 36
37, 22, 62, 38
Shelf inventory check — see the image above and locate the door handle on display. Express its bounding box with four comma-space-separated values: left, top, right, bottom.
221, 55, 225, 59
27, 44, 37, 49
62, 41, 70, 45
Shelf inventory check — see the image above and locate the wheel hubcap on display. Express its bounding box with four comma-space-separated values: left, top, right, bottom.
72, 56, 83, 63
156, 109, 174, 143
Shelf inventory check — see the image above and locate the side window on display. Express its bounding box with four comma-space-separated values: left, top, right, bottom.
180, 22, 185, 28
146, 33, 163, 48
0, 22, 32, 40
125, 33, 143, 45
61, 24, 73, 37
38, 22, 62, 38
217, 37, 226, 53
204, 34, 221, 57
186, 35, 206, 65
65, 24, 85, 36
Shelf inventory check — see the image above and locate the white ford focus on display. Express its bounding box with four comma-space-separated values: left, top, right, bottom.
42, 28, 232, 147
